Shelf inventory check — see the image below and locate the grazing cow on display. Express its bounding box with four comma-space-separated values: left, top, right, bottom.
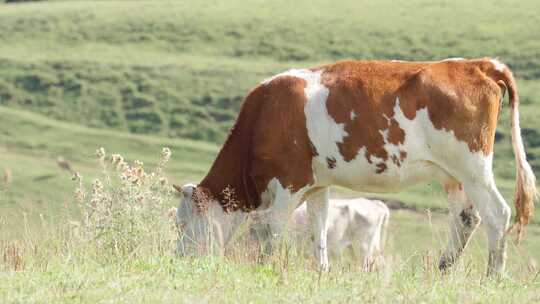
175, 58, 537, 276
260, 198, 389, 270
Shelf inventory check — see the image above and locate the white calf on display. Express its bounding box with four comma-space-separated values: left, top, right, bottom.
290, 198, 389, 269
249, 197, 389, 269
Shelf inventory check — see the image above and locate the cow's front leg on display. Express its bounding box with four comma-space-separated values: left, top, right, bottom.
306, 187, 330, 271
264, 181, 297, 258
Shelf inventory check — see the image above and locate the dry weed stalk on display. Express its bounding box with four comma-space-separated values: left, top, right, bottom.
70, 147, 176, 259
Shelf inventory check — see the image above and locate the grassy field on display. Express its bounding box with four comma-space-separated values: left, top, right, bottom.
1, 0, 540, 302
1, 145, 539, 303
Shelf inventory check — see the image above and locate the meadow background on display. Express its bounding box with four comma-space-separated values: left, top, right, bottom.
1, 0, 540, 302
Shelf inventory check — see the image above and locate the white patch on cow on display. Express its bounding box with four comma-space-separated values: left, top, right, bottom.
378, 128, 403, 168
261, 69, 315, 85
303, 71, 348, 150
350, 110, 357, 121
490, 58, 506, 72
391, 60, 405, 62
441, 57, 465, 62
259, 177, 308, 212
390, 97, 493, 183
258, 177, 311, 239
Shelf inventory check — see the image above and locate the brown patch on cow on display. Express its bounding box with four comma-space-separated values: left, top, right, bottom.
387, 119, 405, 145
326, 157, 337, 169
399, 151, 407, 162
397, 59, 504, 155
320, 61, 427, 172
195, 76, 316, 212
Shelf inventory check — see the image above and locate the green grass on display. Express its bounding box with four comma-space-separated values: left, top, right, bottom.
1, 255, 539, 303
1, 204, 539, 303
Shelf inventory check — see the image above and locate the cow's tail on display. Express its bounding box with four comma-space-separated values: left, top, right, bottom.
499, 65, 538, 242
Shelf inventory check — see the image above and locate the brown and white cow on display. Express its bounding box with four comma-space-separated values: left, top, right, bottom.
175, 58, 536, 276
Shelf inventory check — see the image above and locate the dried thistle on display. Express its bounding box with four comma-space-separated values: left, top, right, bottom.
95, 147, 106, 160
91, 179, 104, 196
193, 187, 211, 213
159, 147, 172, 167
166, 207, 177, 220
72, 147, 177, 259
133, 160, 143, 168
95, 147, 106, 169
72, 172, 85, 203
222, 186, 239, 212
110, 154, 125, 171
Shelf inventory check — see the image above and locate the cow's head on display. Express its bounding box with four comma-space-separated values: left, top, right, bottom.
173, 183, 226, 256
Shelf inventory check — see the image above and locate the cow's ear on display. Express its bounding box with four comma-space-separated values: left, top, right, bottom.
173, 184, 183, 193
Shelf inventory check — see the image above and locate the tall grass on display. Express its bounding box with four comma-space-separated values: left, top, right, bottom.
1, 148, 539, 302
1, 147, 177, 272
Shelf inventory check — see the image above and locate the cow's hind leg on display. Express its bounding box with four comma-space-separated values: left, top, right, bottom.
462, 178, 511, 277
439, 181, 481, 271
305, 187, 330, 271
